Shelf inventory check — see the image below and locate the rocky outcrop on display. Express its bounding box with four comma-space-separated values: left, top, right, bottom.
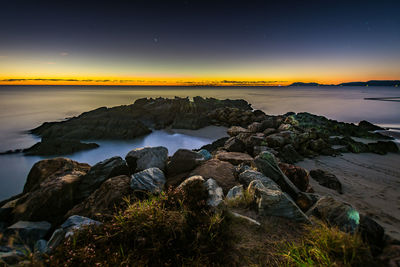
125, 146, 168, 173
66, 175, 131, 219
166, 149, 205, 175
309, 169, 343, 194
190, 159, 237, 194
131, 168, 166, 194
23, 139, 99, 156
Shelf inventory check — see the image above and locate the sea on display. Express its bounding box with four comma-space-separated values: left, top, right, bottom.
0, 85, 399, 201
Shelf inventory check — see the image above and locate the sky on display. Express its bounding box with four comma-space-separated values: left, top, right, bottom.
0, 0, 399, 86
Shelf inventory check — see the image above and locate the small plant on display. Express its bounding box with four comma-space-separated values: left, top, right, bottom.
280, 222, 374, 266
225, 189, 255, 209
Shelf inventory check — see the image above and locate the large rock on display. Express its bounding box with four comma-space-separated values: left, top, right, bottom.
367, 141, 399, 155
78, 156, 130, 201
227, 126, 250, 137
11, 165, 89, 224
358, 120, 384, 131
125, 146, 168, 173
23, 158, 90, 194
359, 214, 385, 255
167, 149, 205, 175
265, 134, 285, 148
205, 179, 224, 207
131, 167, 166, 194
309, 169, 343, 194
66, 175, 131, 219
224, 137, 246, 152
250, 183, 309, 222
61, 215, 101, 237
5, 221, 51, 247
278, 163, 309, 192
238, 170, 280, 190
254, 151, 301, 201
177, 176, 208, 208
226, 185, 244, 200
278, 144, 303, 164
215, 151, 253, 165
190, 159, 237, 194
199, 137, 229, 154
306, 196, 360, 233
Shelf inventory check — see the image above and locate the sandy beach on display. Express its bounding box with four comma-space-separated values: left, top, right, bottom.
298, 152, 400, 240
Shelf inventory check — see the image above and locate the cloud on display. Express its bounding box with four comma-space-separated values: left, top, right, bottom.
45, 62, 56, 65
0, 56, 7, 59
60, 52, 69, 56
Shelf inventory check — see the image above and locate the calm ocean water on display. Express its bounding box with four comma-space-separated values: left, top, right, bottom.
0, 85, 399, 201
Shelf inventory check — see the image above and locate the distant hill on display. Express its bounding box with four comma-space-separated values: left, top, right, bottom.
289, 80, 400, 87
338, 80, 400, 86
289, 82, 322, 86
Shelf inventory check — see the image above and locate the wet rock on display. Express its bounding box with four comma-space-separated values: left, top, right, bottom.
78, 156, 130, 201
131, 167, 166, 194
66, 175, 131, 219
205, 179, 224, 207
307, 196, 360, 233
309, 169, 343, 194
226, 185, 244, 200
224, 137, 246, 152
215, 151, 253, 165
190, 159, 237, 194
23, 158, 90, 194
238, 170, 280, 190
23, 139, 99, 156
125, 146, 168, 173
167, 149, 205, 175
5, 221, 51, 247
278, 163, 309, 192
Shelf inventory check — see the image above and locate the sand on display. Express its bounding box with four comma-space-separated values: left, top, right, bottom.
297, 152, 400, 240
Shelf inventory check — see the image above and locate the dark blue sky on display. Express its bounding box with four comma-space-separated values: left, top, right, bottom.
1, 0, 399, 85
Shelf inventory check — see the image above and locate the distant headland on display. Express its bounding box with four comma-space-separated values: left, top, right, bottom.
289, 80, 400, 87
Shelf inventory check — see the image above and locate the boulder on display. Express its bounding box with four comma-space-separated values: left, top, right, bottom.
61, 215, 101, 238
368, 141, 399, 155
131, 167, 166, 194
226, 185, 244, 200
167, 149, 204, 175
77, 156, 129, 202
247, 122, 263, 133
306, 196, 360, 233
215, 151, 253, 165
197, 149, 212, 160
263, 128, 276, 136
227, 126, 249, 137
309, 169, 343, 194
5, 221, 51, 247
359, 214, 385, 256
23, 158, 90, 194
190, 159, 237, 194
251, 184, 309, 222
278, 144, 303, 164
205, 179, 224, 207
254, 151, 302, 201
238, 170, 280, 190
125, 146, 168, 173
224, 137, 246, 152
66, 175, 131, 219
265, 134, 285, 148
309, 138, 329, 152
278, 163, 309, 192
46, 228, 65, 253
11, 166, 88, 224
34, 239, 48, 254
